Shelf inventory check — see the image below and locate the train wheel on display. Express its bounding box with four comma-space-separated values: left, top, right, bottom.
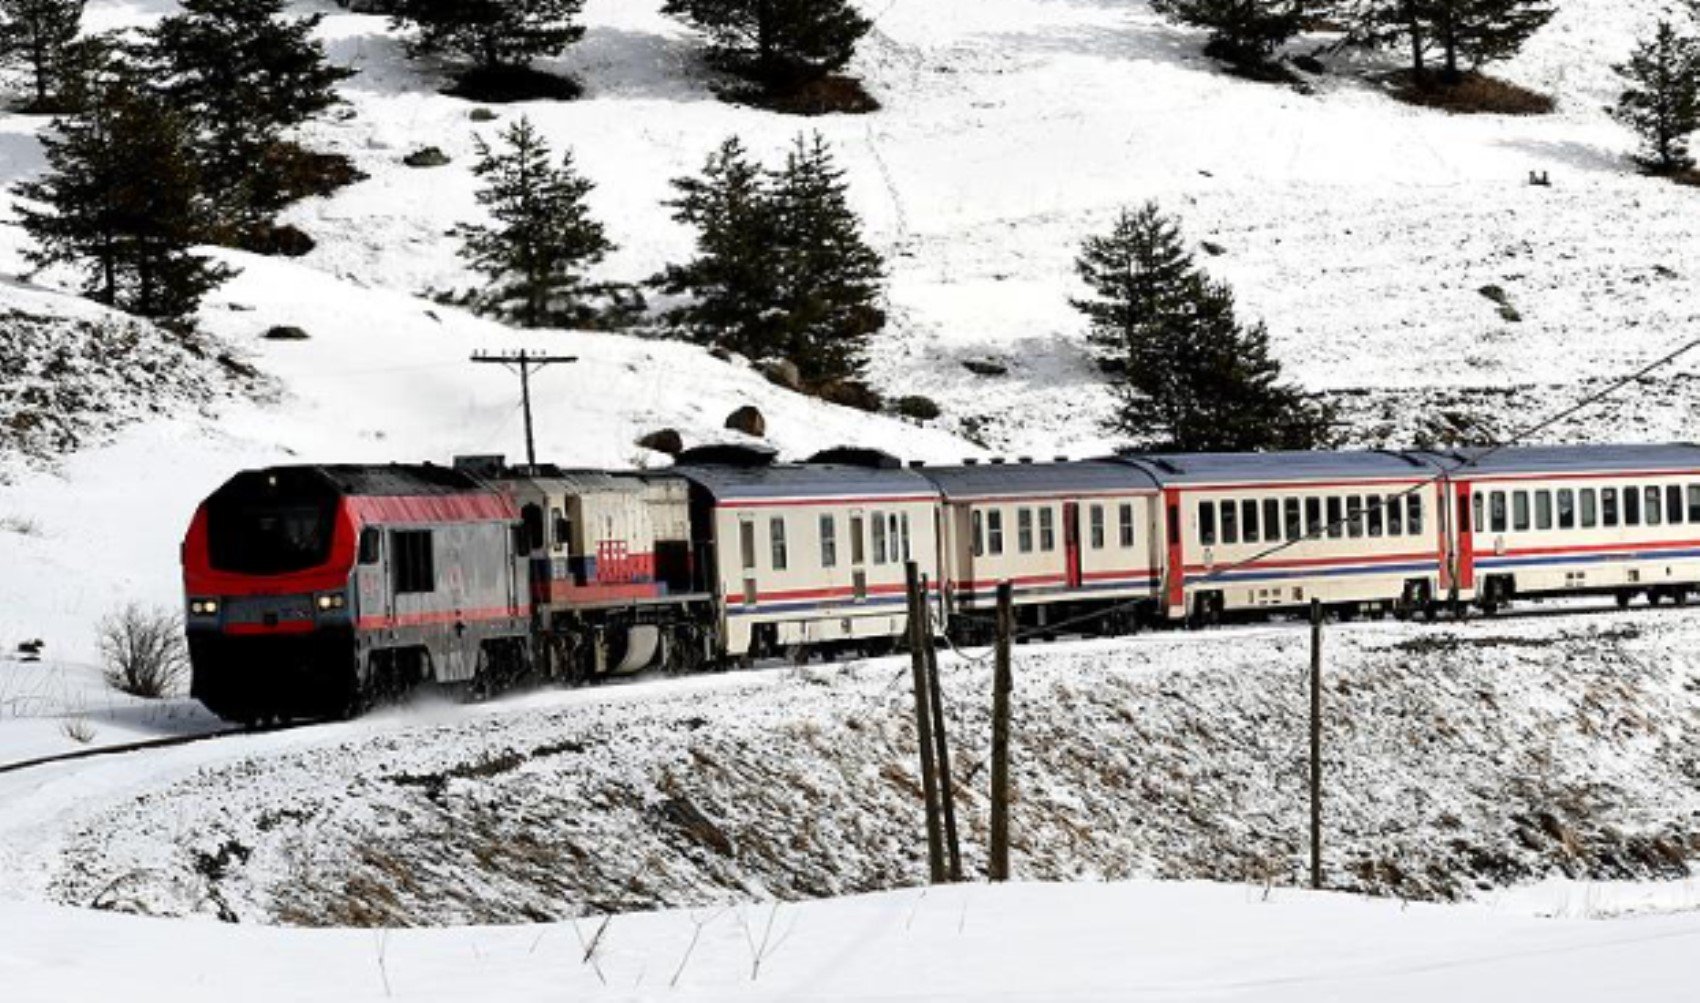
1616, 590, 1634, 609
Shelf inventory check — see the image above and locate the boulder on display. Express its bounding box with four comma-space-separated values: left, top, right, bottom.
894, 395, 942, 421
817, 380, 883, 413
962, 358, 1008, 378
469, 107, 498, 122
403, 146, 451, 168
636, 428, 684, 456
725, 406, 767, 438
263, 325, 310, 341
758, 358, 802, 391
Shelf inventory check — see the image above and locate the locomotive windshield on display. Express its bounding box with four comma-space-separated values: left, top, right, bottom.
205, 469, 338, 575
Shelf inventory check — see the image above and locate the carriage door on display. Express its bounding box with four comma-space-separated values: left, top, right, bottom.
1454, 481, 1476, 597
739, 516, 758, 608
849, 511, 868, 602
1063, 502, 1083, 589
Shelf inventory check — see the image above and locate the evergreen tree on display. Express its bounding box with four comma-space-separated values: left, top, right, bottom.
394, 0, 584, 71
1613, 21, 1700, 174
0, 0, 82, 112
1150, 0, 1315, 69
659, 134, 885, 384
662, 0, 871, 88
1346, 0, 1553, 82
144, 0, 354, 228
1072, 203, 1329, 451
453, 117, 615, 329
16, 79, 235, 329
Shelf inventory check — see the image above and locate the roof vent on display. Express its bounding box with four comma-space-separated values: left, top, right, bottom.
676, 443, 779, 468
964, 458, 980, 466
990, 457, 1007, 465
1017, 456, 1033, 464
908, 460, 927, 469
806, 447, 902, 470
1054, 455, 1069, 463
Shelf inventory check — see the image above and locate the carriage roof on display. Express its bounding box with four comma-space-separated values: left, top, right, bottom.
1415, 444, 1700, 476
1112, 450, 1439, 486
919, 460, 1157, 498
671, 463, 939, 502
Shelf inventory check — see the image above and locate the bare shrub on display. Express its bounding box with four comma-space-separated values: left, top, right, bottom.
98, 603, 188, 698
60, 715, 96, 744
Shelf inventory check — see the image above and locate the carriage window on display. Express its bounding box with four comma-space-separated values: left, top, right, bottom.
1624, 487, 1641, 526
769, 517, 789, 571
1347, 496, 1365, 538
1039, 507, 1056, 552
1366, 496, 1384, 537
1305, 498, 1323, 537
1387, 495, 1404, 536
1284, 498, 1302, 540
1091, 505, 1106, 549
900, 513, 912, 562
1119, 503, 1136, 548
1018, 508, 1035, 553
1241, 499, 1260, 543
1489, 492, 1507, 533
872, 512, 889, 564
1407, 494, 1424, 536
850, 515, 866, 564
1602, 488, 1619, 527
1535, 491, 1553, 531
1667, 485, 1685, 525
1690, 485, 1700, 523
1198, 502, 1217, 546
1645, 487, 1663, 526
1581, 489, 1598, 528
552, 508, 570, 553
1220, 501, 1239, 544
1512, 491, 1530, 532
971, 511, 985, 557
1473, 492, 1485, 533
740, 520, 757, 570
1263, 499, 1282, 542
987, 510, 1005, 555
1326, 497, 1344, 539
820, 515, 838, 568
1557, 489, 1575, 530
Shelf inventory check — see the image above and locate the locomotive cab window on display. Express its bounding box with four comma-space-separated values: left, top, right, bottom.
358, 527, 381, 565
390, 530, 435, 595
521, 504, 544, 552
553, 508, 571, 553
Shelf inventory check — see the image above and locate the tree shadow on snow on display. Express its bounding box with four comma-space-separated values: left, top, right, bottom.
0, 121, 45, 189
1495, 137, 1635, 178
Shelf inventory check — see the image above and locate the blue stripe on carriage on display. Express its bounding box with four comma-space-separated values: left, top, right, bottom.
1187, 561, 1440, 585
1477, 546, 1700, 570
956, 577, 1159, 599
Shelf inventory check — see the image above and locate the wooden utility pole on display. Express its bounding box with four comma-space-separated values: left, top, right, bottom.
920, 574, 963, 882
906, 561, 946, 884
470, 349, 578, 470
1309, 598, 1324, 891
989, 581, 1014, 882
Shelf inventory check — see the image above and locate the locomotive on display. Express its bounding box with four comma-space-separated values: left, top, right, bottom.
183, 443, 1700, 722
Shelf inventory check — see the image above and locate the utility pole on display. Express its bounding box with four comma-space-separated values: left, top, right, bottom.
920, 574, 962, 882
989, 581, 1014, 882
906, 561, 946, 883
470, 350, 578, 470
1309, 598, 1324, 891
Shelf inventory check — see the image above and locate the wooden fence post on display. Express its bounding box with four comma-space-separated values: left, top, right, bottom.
906, 561, 946, 884
1309, 597, 1324, 891
989, 581, 1014, 882
921, 574, 962, 881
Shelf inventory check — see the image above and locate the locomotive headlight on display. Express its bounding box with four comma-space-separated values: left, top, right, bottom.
189, 599, 219, 616
316, 592, 346, 612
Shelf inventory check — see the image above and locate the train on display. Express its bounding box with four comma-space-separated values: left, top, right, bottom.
181, 443, 1700, 722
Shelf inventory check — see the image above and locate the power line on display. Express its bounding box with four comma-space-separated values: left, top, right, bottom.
470, 350, 578, 470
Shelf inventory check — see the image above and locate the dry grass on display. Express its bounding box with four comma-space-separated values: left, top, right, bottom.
1387, 70, 1555, 116
727, 75, 880, 116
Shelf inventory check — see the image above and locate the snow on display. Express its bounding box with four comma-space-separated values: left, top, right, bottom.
6, 880, 1700, 1002
4, 1, 1700, 995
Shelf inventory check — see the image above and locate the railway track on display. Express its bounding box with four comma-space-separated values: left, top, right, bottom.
3, 600, 1694, 778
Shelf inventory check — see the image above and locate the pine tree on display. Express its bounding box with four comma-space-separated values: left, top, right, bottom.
144, 0, 354, 229
659, 134, 886, 384
16, 79, 235, 329
1346, 0, 1552, 82
1613, 21, 1700, 175
453, 117, 615, 329
662, 0, 871, 88
1072, 203, 1329, 451
0, 0, 83, 112
658, 137, 783, 355
1149, 0, 1316, 69
394, 0, 584, 71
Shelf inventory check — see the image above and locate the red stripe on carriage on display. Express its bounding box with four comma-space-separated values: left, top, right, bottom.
1183, 550, 1438, 574
1472, 537, 1700, 561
